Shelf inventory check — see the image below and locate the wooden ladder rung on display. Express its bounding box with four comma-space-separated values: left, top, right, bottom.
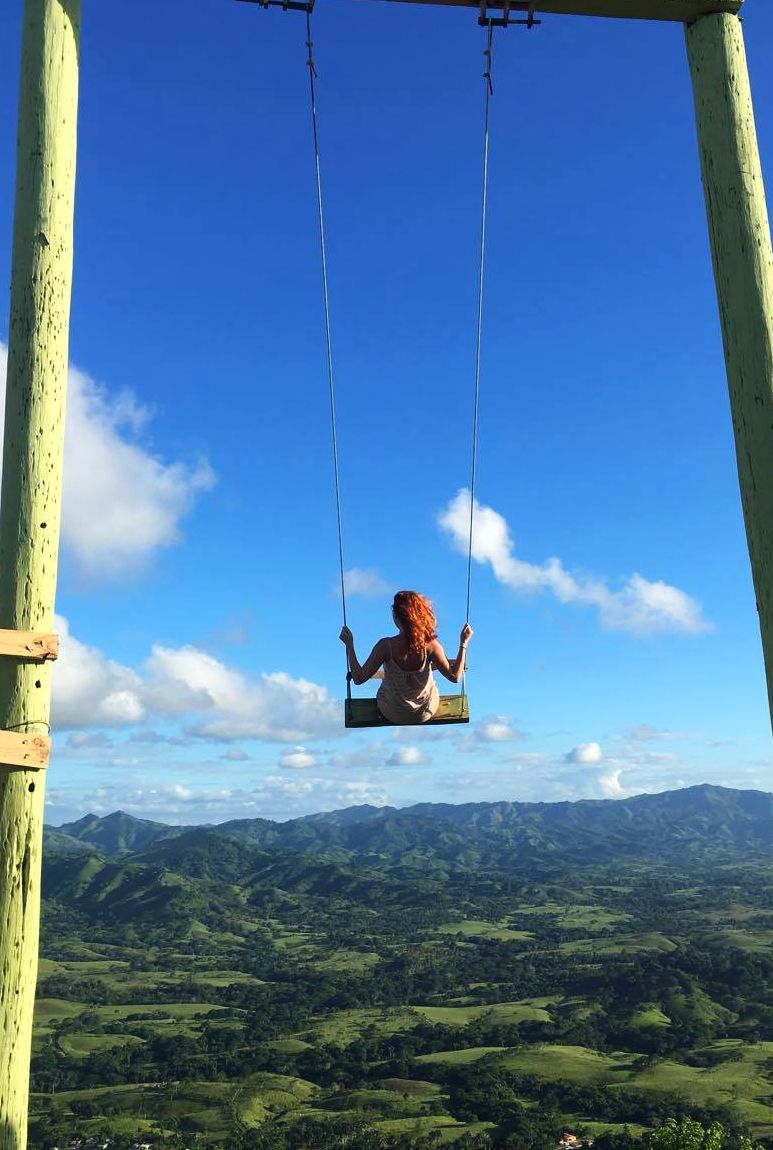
0, 731, 50, 770
0, 629, 58, 661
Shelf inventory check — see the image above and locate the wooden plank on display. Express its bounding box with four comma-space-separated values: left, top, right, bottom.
0, 731, 50, 770
345, 693, 469, 728
0, 629, 58, 661
362, 0, 742, 22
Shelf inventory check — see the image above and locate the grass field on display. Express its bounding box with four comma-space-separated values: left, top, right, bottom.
35, 998, 88, 1025
93, 1002, 233, 1021
627, 1041, 773, 1126
237, 1073, 318, 1126
299, 1007, 419, 1045
629, 1005, 671, 1028
435, 920, 534, 943
310, 948, 380, 973
497, 1044, 636, 1084
58, 1034, 146, 1057
559, 933, 679, 956
417, 1047, 506, 1065
513, 904, 633, 931
413, 1001, 551, 1027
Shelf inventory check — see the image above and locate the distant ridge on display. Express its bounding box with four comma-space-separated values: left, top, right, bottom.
46, 784, 773, 867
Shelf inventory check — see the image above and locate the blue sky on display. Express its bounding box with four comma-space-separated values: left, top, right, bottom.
1, 0, 772, 825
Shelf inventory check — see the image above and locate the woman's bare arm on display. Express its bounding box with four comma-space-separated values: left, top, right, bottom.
431, 624, 473, 684
339, 629, 388, 686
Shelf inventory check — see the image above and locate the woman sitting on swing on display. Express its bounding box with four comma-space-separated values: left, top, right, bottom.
339, 590, 473, 725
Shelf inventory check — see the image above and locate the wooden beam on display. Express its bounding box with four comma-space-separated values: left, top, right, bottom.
0, 630, 58, 661
0, 0, 80, 1146
363, 0, 742, 22
687, 14, 773, 736
0, 732, 50, 771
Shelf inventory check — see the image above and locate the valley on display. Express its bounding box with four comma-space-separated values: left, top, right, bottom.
31, 785, 773, 1149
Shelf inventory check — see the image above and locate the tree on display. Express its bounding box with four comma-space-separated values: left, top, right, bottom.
650, 1118, 761, 1150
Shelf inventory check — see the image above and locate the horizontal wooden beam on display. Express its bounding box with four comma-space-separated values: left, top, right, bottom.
361, 0, 742, 22
0, 731, 50, 771
0, 629, 58, 661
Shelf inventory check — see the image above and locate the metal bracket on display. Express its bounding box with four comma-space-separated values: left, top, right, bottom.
478, 1, 540, 25
234, 0, 315, 11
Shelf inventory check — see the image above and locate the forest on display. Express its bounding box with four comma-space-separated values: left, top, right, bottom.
30, 785, 773, 1148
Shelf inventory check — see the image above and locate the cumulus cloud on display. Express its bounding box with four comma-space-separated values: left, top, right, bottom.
438, 489, 711, 638
385, 745, 427, 767
598, 768, 627, 798
52, 618, 340, 743
146, 646, 340, 743
279, 746, 318, 770
53, 616, 146, 729
565, 741, 603, 765
0, 344, 215, 581
461, 715, 524, 749
343, 568, 389, 597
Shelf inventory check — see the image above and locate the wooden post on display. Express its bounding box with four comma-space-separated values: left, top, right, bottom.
686, 14, 773, 732
0, 3, 80, 1149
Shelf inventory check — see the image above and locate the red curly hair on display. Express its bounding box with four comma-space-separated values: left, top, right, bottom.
393, 591, 437, 657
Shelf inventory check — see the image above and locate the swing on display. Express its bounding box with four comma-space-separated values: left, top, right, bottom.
302, 11, 496, 729
345, 690, 470, 729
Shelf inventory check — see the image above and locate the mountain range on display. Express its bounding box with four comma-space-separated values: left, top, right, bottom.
45, 784, 773, 870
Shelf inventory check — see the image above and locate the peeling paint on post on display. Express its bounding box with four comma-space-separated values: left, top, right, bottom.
0, 2, 81, 1148
686, 14, 773, 731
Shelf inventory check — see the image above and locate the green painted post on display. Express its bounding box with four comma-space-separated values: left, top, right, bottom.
686, 14, 773, 730
0, 2, 81, 1148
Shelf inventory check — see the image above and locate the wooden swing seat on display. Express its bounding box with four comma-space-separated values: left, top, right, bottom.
345, 694, 469, 729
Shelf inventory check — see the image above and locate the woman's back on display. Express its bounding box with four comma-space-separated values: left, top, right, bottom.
378, 636, 439, 723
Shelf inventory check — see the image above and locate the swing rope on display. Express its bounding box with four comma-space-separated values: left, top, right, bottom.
303, 9, 495, 708
465, 18, 495, 631
305, 9, 348, 634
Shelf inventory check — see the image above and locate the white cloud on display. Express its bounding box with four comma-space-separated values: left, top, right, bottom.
328, 743, 390, 769
129, 730, 189, 746
146, 646, 340, 743
461, 715, 524, 749
279, 746, 318, 770
221, 748, 251, 762
565, 741, 603, 765
438, 489, 711, 638
52, 618, 340, 743
52, 616, 146, 729
343, 568, 389, 597
45, 773, 390, 825
0, 344, 215, 581
629, 724, 679, 742
598, 768, 627, 798
385, 745, 426, 767
66, 731, 114, 750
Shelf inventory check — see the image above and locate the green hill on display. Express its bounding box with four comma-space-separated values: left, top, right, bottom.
47, 785, 773, 868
